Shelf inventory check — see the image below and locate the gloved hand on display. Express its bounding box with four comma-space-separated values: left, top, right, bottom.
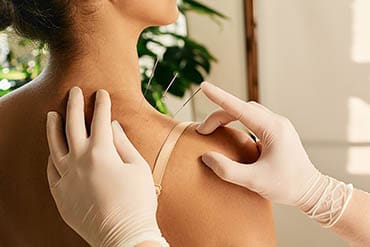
46, 87, 168, 247
197, 82, 353, 227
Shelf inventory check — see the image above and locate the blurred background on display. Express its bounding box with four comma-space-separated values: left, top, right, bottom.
185, 0, 370, 246
2, 0, 370, 246
180, 0, 370, 245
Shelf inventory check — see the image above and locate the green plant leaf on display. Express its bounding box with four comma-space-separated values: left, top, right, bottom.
0, 70, 27, 80
180, 0, 228, 20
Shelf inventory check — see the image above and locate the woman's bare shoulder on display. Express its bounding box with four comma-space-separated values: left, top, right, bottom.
0, 82, 40, 112
169, 123, 263, 202
187, 124, 259, 164
157, 124, 276, 246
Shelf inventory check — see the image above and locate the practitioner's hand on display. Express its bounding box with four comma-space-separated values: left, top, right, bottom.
196, 82, 322, 207
197, 82, 368, 247
46, 87, 168, 247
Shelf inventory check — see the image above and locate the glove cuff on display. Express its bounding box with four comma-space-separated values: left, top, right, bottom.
297, 173, 353, 228
94, 209, 168, 247
117, 231, 169, 247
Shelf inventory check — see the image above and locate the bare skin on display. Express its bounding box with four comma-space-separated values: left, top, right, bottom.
331, 189, 370, 246
0, 1, 276, 246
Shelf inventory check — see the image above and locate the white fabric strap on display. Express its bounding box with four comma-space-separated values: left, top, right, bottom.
152, 122, 193, 196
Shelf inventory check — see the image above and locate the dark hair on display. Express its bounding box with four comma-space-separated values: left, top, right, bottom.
0, 0, 13, 30
0, 0, 73, 50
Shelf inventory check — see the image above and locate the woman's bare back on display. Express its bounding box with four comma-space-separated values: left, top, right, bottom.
0, 82, 276, 246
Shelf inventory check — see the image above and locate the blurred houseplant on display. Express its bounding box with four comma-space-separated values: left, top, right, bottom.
0, 0, 226, 114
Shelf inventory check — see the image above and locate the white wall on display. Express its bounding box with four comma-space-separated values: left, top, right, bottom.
182, 0, 248, 127
256, 0, 370, 246
188, 0, 370, 246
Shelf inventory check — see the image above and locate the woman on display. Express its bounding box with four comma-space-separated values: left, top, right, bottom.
0, 0, 275, 246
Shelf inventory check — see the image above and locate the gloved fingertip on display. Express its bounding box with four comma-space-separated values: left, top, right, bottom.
195, 122, 207, 134
47, 111, 58, 121
200, 81, 211, 89
96, 88, 108, 97
69, 87, 83, 99
196, 122, 216, 136
112, 120, 124, 133
201, 152, 218, 166
201, 153, 209, 163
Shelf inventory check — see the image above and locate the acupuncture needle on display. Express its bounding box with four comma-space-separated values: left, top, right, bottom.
173, 87, 202, 118
144, 58, 159, 97
162, 73, 179, 99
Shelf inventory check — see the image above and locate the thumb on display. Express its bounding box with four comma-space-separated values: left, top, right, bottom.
201, 151, 260, 189
111, 120, 145, 165
196, 109, 236, 135
47, 155, 61, 189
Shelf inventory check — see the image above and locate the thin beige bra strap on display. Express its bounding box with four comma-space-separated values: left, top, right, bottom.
153, 122, 193, 196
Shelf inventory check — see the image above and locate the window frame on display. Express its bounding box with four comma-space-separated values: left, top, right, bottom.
244, 0, 259, 102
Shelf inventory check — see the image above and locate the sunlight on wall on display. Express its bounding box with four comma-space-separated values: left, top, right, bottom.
347, 97, 370, 174
351, 0, 370, 63
347, 147, 370, 175
347, 97, 370, 142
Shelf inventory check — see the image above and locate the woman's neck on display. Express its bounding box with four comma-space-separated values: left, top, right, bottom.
38, 15, 160, 121
34, 27, 177, 166
19, 6, 178, 167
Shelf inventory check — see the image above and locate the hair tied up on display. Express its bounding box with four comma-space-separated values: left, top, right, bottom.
0, 0, 15, 30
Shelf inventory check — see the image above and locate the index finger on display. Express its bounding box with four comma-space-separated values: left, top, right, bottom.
200, 82, 272, 137
46, 112, 69, 176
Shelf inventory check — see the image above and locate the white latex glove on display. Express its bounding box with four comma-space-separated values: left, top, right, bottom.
46, 87, 168, 247
197, 82, 353, 227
